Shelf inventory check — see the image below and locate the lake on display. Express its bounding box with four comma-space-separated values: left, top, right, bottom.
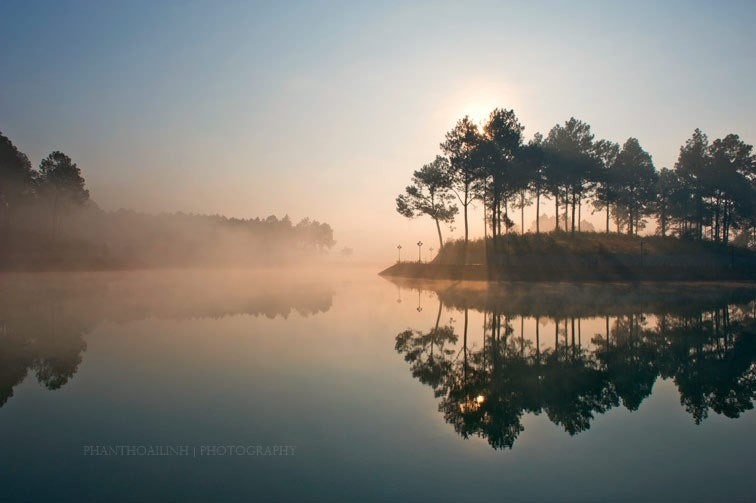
1, 269, 754, 502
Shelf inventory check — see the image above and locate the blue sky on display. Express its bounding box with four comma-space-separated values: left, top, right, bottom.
2, 1, 755, 257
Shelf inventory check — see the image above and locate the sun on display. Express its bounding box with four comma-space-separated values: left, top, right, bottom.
460, 102, 496, 126
434, 81, 520, 131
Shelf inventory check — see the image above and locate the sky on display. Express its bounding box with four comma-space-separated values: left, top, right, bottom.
2, 0, 756, 261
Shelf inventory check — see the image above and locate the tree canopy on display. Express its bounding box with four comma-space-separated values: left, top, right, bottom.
0, 130, 337, 268
0, 132, 36, 226
396, 110, 756, 249
396, 156, 458, 249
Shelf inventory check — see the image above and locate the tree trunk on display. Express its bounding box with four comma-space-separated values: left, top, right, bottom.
497, 199, 502, 239
563, 196, 568, 232
606, 204, 610, 233
571, 317, 575, 347
564, 318, 568, 347
536, 189, 541, 234
697, 196, 703, 240
715, 194, 721, 243
570, 192, 576, 235
723, 201, 730, 245
605, 316, 610, 349
504, 200, 509, 234
482, 191, 487, 243
660, 206, 667, 236
463, 201, 469, 244
722, 201, 728, 245
494, 194, 500, 250
463, 185, 469, 264
434, 217, 444, 250
463, 307, 469, 371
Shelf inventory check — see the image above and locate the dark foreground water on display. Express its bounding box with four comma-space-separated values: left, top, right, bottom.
0, 269, 754, 502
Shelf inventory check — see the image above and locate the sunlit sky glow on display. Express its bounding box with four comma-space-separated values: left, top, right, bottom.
2, 1, 755, 260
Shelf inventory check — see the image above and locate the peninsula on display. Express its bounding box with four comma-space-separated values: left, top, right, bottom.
380, 233, 756, 282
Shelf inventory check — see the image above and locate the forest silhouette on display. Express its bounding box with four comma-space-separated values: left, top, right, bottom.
397, 110, 756, 253
0, 131, 335, 270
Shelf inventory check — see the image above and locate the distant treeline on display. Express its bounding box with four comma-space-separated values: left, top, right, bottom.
0, 131, 334, 269
397, 110, 756, 250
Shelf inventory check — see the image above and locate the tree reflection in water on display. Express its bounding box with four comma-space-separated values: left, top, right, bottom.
0, 297, 89, 406
0, 271, 334, 408
393, 282, 756, 450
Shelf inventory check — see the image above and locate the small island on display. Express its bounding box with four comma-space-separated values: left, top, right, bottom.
380, 233, 756, 282
386, 109, 756, 283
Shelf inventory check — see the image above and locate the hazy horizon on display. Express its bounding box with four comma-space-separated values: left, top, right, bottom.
3, 0, 756, 261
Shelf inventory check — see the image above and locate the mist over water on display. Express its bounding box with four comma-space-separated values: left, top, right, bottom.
0, 268, 754, 501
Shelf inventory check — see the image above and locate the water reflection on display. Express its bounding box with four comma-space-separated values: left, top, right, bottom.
0, 271, 333, 407
391, 279, 756, 449
0, 299, 89, 406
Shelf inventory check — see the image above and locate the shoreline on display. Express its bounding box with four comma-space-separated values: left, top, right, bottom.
378, 261, 756, 282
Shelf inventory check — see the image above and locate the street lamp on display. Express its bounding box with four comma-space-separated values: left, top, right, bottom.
429, 247, 434, 262
417, 241, 423, 262
397, 244, 402, 263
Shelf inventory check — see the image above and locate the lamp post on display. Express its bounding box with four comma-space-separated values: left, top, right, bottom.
417, 241, 423, 263
429, 247, 434, 262
397, 244, 402, 263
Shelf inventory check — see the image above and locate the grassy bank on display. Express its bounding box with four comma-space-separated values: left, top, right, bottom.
381, 233, 756, 282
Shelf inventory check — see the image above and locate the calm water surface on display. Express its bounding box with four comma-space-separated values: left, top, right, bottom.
0, 269, 754, 502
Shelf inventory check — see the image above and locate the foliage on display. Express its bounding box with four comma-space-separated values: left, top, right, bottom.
38, 151, 89, 206
0, 132, 37, 228
0, 131, 336, 269
396, 156, 458, 248
439, 116, 486, 245
396, 111, 756, 248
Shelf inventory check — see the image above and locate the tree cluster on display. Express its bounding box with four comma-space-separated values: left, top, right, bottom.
0, 131, 335, 268
396, 110, 756, 252
0, 134, 88, 237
